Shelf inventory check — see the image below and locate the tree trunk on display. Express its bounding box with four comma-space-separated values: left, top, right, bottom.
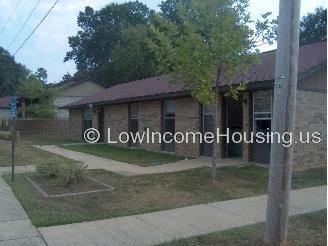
211, 68, 222, 182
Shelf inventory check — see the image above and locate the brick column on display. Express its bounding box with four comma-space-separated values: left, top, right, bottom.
242, 91, 252, 162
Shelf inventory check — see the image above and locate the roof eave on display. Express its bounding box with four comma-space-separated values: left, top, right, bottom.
61, 90, 191, 109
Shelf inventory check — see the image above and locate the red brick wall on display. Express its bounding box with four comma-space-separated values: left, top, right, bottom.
12, 119, 70, 139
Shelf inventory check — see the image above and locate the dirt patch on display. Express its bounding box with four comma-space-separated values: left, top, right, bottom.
27, 175, 114, 197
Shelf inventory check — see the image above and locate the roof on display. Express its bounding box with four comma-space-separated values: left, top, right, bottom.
50, 78, 105, 89
64, 41, 327, 109
221, 40, 327, 86
0, 96, 11, 108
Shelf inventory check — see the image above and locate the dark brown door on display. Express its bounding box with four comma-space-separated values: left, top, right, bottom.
98, 107, 105, 142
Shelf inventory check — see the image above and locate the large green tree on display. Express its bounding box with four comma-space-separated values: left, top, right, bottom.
0, 47, 29, 96
300, 7, 327, 45
148, 0, 276, 181
35, 67, 48, 83
64, 1, 156, 86
109, 24, 157, 84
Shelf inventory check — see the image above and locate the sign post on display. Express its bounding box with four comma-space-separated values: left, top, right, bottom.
10, 96, 17, 182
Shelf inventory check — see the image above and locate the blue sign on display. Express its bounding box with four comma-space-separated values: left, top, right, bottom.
10, 96, 17, 118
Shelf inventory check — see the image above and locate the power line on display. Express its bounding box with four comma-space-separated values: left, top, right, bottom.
0, 0, 23, 37
8, 0, 42, 50
13, 0, 60, 57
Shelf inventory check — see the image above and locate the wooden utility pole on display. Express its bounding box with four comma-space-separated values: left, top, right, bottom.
264, 0, 301, 245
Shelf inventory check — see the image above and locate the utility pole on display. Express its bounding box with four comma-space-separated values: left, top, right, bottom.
264, 0, 301, 245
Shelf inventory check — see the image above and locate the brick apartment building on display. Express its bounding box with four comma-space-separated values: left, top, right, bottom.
63, 41, 327, 169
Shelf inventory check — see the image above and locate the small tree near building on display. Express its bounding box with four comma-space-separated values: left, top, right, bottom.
147, 0, 276, 181
18, 76, 57, 119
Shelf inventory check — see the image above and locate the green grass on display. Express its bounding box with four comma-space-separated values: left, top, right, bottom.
3, 165, 326, 227
61, 144, 185, 166
157, 210, 327, 246
0, 140, 79, 167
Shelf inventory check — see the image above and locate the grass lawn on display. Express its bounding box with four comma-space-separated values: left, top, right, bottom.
0, 140, 79, 167
3, 165, 326, 227
157, 210, 326, 246
61, 144, 185, 166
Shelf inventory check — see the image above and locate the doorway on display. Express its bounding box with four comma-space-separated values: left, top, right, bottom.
226, 98, 243, 158
98, 107, 105, 142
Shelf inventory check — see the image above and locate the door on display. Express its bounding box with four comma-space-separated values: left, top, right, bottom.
226, 98, 243, 158
98, 107, 105, 142
201, 105, 213, 157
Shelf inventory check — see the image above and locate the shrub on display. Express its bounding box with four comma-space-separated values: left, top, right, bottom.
0, 131, 11, 140
36, 158, 87, 185
58, 162, 87, 185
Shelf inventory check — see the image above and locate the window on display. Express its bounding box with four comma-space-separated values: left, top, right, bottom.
201, 105, 213, 157
162, 100, 175, 152
129, 103, 139, 147
253, 90, 272, 133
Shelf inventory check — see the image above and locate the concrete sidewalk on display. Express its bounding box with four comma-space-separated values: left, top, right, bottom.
39, 185, 326, 246
0, 165, 35, 175
35, 145, 252, 176
0, 177, 46, 246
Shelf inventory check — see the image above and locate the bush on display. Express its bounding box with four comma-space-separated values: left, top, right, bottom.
0, 130, 11, 140
58, 162, 87, 185
36, 158, 61, 177
36, 158, 87, 185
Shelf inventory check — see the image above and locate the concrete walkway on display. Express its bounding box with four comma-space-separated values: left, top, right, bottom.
0, 165, 35, 175
35, 145, 252, 176
0, 177, 46, 246
39, 185, 326, 246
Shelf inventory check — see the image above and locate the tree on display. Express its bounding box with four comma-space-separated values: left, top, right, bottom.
148, 0, 276, 181
64, 2, 155, 86
35, 67, 48, 83
0, 47, 29, 96
18, 77, 57, 119
160, 0, 191, 23
61, 72, 73, 82
300, 7, 326, 45
109, 24, 157, 84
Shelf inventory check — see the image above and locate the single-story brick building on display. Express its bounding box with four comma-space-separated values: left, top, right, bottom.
63, 41, 327, 169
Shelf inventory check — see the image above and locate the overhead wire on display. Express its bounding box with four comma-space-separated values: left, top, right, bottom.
13, 0, 60, 56
0, 0, 23, 38
7, 0, 42, 50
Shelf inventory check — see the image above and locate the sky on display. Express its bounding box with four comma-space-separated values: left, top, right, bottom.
0, 0, 326, 84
